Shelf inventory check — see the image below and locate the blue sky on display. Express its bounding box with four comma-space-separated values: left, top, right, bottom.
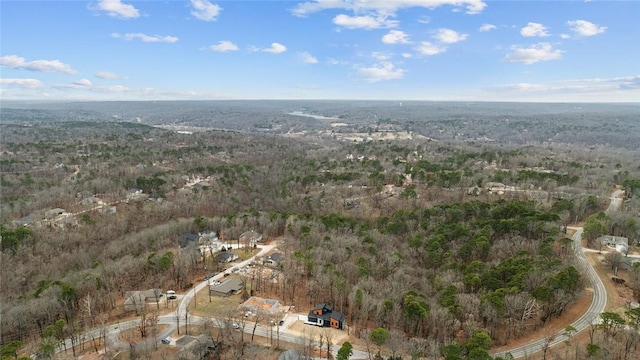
1, 0, 638, 102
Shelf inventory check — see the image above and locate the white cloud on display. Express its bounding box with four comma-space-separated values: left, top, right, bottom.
401, 53, 413, 58
209, 40, 238, 52
95, 0, 139, 19
570, 75, 638, 83
73, 79, 93, 87
382, 30, 410, 44
433, 28, 468, 43
371, 52, 392, 61
560, 33, 571, 39
504, 43, 563, 64
498, 75, 640, 97
112, 33, 179, 43
55, 84, 84, 90
560, 75, 640, 89
417, 16, 431, 24
613, 76, 640, 90
0, 55, 77, 75
333, 14, 397, 29
415, 41, 446, 56
300, 51, 318, 64
520, 22, 550, 37
96, 71, 119, 79
191, 0, 222, 21
259, 42, 287, 54
54, 80, 130, 93
479, 23, 496, 32
0, 78, 44, 89
356, 62, 405, 82
292, 0, 487, 16
102, 85, 129, 93
566, 20, 607, 37
504, 83, 548, 91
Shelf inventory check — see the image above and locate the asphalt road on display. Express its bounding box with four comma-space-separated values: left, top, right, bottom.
61, 190, 624, 359
60, 244, 275, 354
61, 242, 370, 359
94, 238, 371, 359
492, 189, 623, 358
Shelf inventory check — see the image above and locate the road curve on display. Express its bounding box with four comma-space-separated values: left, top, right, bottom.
492, 190, 623, 358
61, 191, 624, 359
59, 244, 276, 354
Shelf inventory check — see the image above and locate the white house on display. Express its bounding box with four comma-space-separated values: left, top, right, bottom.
601, 235, 629, 254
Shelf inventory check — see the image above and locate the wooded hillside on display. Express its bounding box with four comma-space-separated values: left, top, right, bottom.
1, 101, 639, 358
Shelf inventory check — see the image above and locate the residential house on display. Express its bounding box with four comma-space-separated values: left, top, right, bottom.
45, 208, 67, 219
209, 278, 245, 297
240, 230, 263, 247
216, 251, 239, 263
43, 208, 78, 229
126, 189, 145, 201
199, 231, 219, 245
11, 213, 41, 228
182, 231, 222, 249
265, 252, 283, 267
124, 288, 163, 312
176, 334, 217, 360
601, 235, 629, 254
306, 303, 345, 330
80, 196, 105, 207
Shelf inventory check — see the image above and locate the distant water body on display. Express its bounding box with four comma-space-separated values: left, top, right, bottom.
288, 111, 340, 120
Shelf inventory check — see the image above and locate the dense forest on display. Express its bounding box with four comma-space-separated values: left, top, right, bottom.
1, 101, 639, 359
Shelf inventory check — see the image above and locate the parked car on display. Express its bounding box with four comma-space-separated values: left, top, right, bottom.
166, 290, 176, 300
161, 338, 171, 344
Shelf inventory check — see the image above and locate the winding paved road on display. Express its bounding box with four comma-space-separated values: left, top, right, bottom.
492, 189, 623, 358
62, 190, 625, 359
